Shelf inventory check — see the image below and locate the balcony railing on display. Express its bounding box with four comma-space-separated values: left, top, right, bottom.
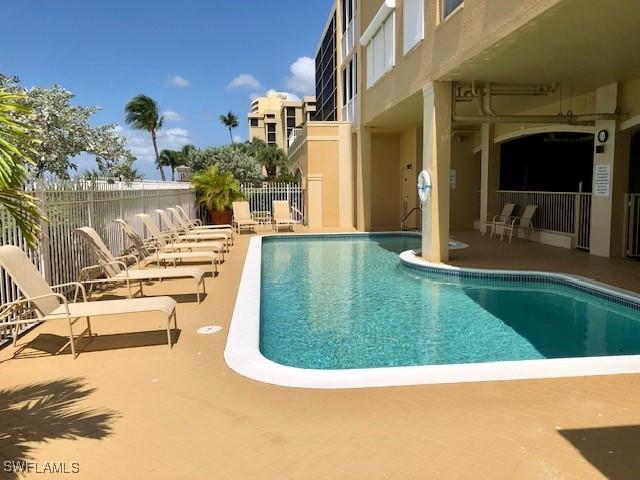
341, 96, 358, 125
341, 15, 359, 59
288, 127, 304, 149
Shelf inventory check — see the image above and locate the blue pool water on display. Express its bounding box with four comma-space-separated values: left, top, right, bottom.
260, 235, 640, 370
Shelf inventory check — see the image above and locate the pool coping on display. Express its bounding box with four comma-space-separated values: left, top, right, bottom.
224, 232, 640, 389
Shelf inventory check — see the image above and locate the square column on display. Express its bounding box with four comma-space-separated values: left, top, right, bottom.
421, 81, 452, 263
479, 123, 500, 233
306, 174, 324, 229
355, 126, 372, 231
589, 83, 630, 257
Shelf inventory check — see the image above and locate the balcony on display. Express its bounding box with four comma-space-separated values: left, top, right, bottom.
341, 15, 358, 59
341, 96, 358, 125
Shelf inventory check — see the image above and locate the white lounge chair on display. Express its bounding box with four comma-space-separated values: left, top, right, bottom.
155, 209, 231, 249
171, 207, 233, 234
501, 205, 538, 243
115, 219, 220, 275
167, 208, 234, 246
76, 227, 207, 303
0, 245, 178, 359
137, 214, 226, 261
272, 200, 297, 232
232, 201, 258, 234
484, 203, 515, 238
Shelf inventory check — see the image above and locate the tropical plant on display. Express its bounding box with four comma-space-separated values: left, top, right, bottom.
0, 88, 45, 249
256, 144, 289, 179
183, 145, 262, 185
125, 95, 165, 180
191, 165, 243, 220
158, 149, 184, 181
219, 111, 239, 144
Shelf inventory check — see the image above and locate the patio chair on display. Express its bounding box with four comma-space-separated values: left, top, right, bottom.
76, 227, 207, 303
0, 245, 178, 359
484, 203, 515, 238
137, 214, 226, 261
115, 219, 220, 275
172, 206, 233, 232
232, 201, 258, 234
168, 207, 234, 245
272, 200, 297, 232
501, 205, 538, 243
155, 209, 232, 250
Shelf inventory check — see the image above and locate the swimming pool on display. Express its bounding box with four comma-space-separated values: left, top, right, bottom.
226, 233, 640, 388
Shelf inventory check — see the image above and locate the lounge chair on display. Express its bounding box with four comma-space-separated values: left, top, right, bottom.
272, 200, 297, 232
155, 209, 232, 249
0, 245, 178, 359
171, 207, 233, 233
484, 203, 515, 238
232, 201, 258, 234
115, 219, 220, 275
167, 208, 234, 245
501, 205, 538, 243
76, 227, 207, 303
137, 214, 226, 261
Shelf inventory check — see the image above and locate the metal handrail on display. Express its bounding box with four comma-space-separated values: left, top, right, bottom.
401, 207, 422, 231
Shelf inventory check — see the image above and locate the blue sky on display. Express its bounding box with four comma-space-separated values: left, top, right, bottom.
2, 0, 333, 179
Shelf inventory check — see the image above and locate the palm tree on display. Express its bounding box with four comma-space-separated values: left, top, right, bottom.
191, 165, 243, 224
219, 112, 239, 144
158, 149, 184, 181
0, 88, 45, 249
124, 95, 165, 180
256, 144, 288, 179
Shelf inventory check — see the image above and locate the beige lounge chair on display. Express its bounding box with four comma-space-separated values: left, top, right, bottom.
272, 200, 297, 232
137, 214, 226, 261
167, 208, 234, 245
0, 245, 178, 359
155, 209, 231, 249
484, 203, 515, 238
171, 207, 233, 233
232, 201, 258, 234
115, 219, 220, 274
76, 227, 207, 303
501, 205, 538, 243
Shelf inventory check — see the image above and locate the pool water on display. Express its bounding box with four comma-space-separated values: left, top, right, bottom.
260, 235, 640, 370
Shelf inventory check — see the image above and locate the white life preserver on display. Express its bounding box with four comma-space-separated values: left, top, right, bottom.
417, 170, 432, 204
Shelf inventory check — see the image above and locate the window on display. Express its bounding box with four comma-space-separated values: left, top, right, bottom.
266, 114, 275, 119
342, 0, 356, 32
403, 0, 423, 54
365, 11, 395, 88
442, 0, 463, 20
267, 123, 276, 144
250, 118, 259, 127
286, 107, 296, 117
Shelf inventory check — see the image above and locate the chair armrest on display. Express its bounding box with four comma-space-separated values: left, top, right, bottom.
0, 292, 69, 323
51, 282, 88, 303
115, 254, 140, 267
79, 261, 128, 281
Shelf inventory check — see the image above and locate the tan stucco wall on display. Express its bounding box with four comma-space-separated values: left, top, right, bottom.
370, 133, 401, 230
450, 138, 477, 230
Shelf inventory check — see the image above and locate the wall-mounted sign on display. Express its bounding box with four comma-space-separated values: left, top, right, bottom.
594, 164, 611, 197
450, 169, 457, 190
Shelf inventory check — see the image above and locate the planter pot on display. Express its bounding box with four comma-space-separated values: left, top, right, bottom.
209, 209, 232, 225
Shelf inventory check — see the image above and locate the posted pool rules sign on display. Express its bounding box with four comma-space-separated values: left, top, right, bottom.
594, 164, 611, 197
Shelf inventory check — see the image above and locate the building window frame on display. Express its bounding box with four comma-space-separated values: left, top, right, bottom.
403, 0, 424, 55
363, 9, 395, 89
441, 0, 463, 22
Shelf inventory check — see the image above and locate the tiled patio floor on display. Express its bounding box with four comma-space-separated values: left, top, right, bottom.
1, 229, 639, 479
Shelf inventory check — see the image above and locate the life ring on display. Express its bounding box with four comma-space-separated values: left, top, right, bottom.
417, 170, 432, 204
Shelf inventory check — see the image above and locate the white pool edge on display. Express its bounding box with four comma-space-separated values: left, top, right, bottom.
224, 232, 640, 389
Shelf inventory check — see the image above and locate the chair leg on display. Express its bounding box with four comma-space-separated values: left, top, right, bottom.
166, 316, 172, 349
196, 279, 201, 304
67, 319, 77, 359
86, 316, 92, 336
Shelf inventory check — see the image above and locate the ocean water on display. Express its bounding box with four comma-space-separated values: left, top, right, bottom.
260, 235, 640, 369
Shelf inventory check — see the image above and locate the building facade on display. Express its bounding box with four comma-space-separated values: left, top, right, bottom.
247, 91, 316, 150
289, 0, 640, 262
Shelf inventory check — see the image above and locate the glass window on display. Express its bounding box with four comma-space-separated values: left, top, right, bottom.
250, 118, 259, 127
442, 0, 463, 19
403, 0, 424, 54
366, 11, 395, 88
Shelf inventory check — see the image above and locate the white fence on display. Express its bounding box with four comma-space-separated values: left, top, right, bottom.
240, 183, 305, 224
0, 178, 195, 345
496, 190, 592, 249
626, 193, 640, 257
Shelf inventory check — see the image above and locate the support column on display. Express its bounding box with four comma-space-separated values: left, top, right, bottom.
307, 174, 324, 229
338, 124, 354, 228
589, 83, 629, 257
356, 126, 371, 231
421, 81, 452, 263
479, 123, 500, 233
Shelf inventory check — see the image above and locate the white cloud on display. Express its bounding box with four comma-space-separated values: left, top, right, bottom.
168, 75, 190, 88
233, 134, 243, 143
162, 110, 183, 122
118, 126, 191, 163
228, 73, 263, 91
285, 57, 315, 96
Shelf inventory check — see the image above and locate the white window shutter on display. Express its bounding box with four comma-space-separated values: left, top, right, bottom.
366, 42, 374, 88
373, 29, 385, 81
383, 13, 395, 73
403, 0, 423, 54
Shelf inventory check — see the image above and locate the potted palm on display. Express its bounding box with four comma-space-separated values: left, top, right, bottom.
191, 165, 243, 225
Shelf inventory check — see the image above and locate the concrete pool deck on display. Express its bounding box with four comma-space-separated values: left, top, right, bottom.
1, 228, 640, 479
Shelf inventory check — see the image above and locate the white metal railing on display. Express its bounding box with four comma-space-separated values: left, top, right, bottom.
288, 128, 303, 149
240, 182, 305, 224
0, 178, 195, 345
341, 95, 358, 125
625, 193, 640, 257
341, 15, 358, 58
496, 190, 592, 248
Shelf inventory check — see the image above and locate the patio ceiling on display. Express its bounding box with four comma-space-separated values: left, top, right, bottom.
442, 0, 640, 88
